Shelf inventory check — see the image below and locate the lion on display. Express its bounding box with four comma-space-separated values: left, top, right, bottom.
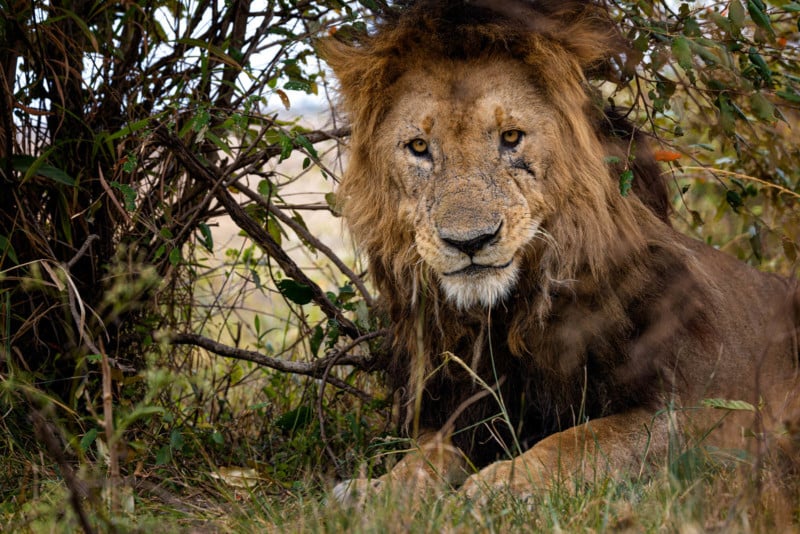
322, 0, 800, 503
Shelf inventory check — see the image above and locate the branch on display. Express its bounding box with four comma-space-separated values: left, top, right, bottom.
154, 126, 362, 340
222, 126, 350, 177
231, 178, 374, 307
170, 331, 385, 402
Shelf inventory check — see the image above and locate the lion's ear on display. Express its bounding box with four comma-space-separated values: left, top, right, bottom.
318, 37, 402, 131
317, 38, 365, 112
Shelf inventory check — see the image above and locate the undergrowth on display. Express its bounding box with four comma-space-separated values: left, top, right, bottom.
5, 440, 798, 533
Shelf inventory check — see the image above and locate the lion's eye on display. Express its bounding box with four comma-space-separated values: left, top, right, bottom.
408, 138, 429, 156
501, 130, 524, 148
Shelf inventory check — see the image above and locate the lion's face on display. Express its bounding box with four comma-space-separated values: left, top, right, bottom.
380, 59, 561, 309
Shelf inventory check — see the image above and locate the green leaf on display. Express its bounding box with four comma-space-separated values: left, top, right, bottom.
276, 279, 314, 305
205, 130, 232, 156
7, 155, 76, 186
197, 222, 214, 252
683, 18, 701, 37
750, 91, 775, 121
294, 134, 318, 158
110, 181, 137, 211
0, 234, 18, 265
710, 12, 732, 34
777, 89, 800, 103
275, 405, 313, 432
168, 247, 182, 266
116, 406, 165, 432
728, 0, 745, 33
702, 398, 755, 411
338, 283, 356, 302
689, 39, 724, 66
326, 319, 340, 349
79, 428, 98, 452
257, 179, 275, 198
726, 190, 743, 211
176, 38, 242, 68
191, 107, 211, 133
170, 428, 184, 451
105, 117, 151, 142
747, 0, 775, 40
278, 132, 293, 162
689, 143, 715, 152
122, 154, 137, 173
267, 218, 282, 245
325, 192, 340, 215
619, 169, 634, 197
283, 80, 312, 93
747, 47, 772, 84
671, 37, 693, 71
156, 445, 171, 465
309, 325, 324, 357
717, 97, 737, 135
153, 244, 166, 260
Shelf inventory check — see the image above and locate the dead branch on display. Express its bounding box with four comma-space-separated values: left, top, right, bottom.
170, 331, 386, 402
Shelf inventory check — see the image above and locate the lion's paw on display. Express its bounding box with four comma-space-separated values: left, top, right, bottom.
332, 478, 384, 506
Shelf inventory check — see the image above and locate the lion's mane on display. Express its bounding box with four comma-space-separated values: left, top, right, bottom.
323, 0, 713, 465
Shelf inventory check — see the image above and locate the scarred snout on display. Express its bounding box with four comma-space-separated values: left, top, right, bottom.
415, 180, 534, 309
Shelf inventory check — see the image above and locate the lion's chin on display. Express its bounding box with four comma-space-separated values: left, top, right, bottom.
439, 263, 519, 309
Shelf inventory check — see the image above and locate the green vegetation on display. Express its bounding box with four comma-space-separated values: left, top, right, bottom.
1, 0, 799, 531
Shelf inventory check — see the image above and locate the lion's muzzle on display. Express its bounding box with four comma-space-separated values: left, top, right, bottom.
439, 221, 503, 257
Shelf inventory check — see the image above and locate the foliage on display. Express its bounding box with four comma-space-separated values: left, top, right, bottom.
0, 0, 798, 531
605, 0, 800, 268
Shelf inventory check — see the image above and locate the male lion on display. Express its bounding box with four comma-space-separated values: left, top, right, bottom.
323, 0, 800, 503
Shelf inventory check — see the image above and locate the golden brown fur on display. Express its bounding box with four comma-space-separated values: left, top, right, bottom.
324, 0, 800, 503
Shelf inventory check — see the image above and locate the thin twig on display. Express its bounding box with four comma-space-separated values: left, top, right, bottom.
66, 234, 99, 270
680, 166, 800, 200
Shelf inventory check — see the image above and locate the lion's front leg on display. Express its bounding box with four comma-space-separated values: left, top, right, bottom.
333, 430, 469, 506
460, 409, 669, 502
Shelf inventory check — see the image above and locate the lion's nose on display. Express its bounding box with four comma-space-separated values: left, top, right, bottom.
440, 222, 502, 256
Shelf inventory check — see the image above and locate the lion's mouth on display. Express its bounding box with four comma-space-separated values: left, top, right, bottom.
443, 259, 514, 277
